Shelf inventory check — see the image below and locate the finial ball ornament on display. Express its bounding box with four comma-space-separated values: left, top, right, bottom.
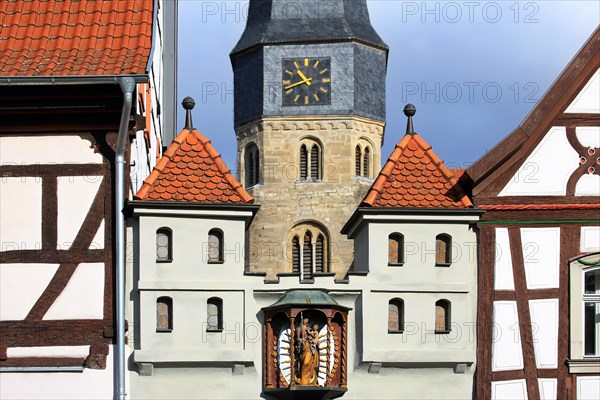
403, 103, 416, 117
182, 96, 196, 110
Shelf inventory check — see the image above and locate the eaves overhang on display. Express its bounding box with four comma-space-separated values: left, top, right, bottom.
341, 207, 485, 238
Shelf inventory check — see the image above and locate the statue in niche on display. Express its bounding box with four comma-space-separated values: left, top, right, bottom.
294, 317, 320, 385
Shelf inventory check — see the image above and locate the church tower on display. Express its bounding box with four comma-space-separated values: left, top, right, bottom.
231, 0, 388, 279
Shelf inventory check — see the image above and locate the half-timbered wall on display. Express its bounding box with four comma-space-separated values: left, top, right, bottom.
0, 134, 115, 398
475, 51, 600, 399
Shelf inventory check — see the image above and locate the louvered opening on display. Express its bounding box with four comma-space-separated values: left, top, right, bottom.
310, 144, 320, 179
363, 147, 370, 177
355, 145, 362, 176
315, 234, 325, 273
300, 145, 308, 180
292, 236, 301, 274
303, 232, 313, 280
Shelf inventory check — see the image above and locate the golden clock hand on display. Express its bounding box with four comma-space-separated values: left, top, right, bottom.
296, 70, 312, 86
285, 78, 313, 90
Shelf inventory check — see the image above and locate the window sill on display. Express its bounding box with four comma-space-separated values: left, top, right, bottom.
295, 179, 323, 184
314, 272, 336, 277
388, 262, 404, 267
300, 279, 315, 284
206, 329, 223, 333
388, 330, 404, 334
156, 259, 173, 263
435, 330, 451, 334
567, 358, 600, 373
435, 263, 452, 268
156, 328, 172, 333
207, 261, 225, 265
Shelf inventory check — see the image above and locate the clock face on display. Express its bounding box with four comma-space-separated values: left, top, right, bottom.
282, 57, 331, 106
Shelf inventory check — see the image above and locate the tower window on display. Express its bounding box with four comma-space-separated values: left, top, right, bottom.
207, 297, 223, 331
388, 233, 404, 265
156, 297, 173, 332
207, 229, 224, 263
299, 139, 322, 181
288, 223, 328, 281
245, 143, 259, 187
355, 143, 372, 178
435, 299, 451, 333
388, 298, 404, 333
436, 234, 452, 265
156, 228, 173, 262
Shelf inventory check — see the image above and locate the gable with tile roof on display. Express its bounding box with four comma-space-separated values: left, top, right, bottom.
362, 133, 472, 209
135, 127, 253, 204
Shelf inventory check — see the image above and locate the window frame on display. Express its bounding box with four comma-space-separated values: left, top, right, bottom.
245, 143, 260, 188
435, 234, 452, 267
207, 228, 224, 264
298, 138, 322, 182
156, 227, 173, 263
568, 254, 600, 373
434, 299, 451, 334
206, 297, 223, 332
388, 233, 405, 266
388, 298, 405, 334
156, 296, 173, 332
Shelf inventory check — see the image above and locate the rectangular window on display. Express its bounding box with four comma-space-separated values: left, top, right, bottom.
584, 301, 599, 356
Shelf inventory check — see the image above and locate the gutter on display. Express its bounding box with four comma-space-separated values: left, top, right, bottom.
115, 77, 135, 400
0, 75, 148, 86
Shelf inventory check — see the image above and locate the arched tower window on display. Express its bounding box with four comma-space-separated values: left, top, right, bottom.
288, 222, 329, 282
207, 229, 224, 263
388, 233, 404, 265
245, 143, 259, 188
207, 297, 223, 331
436, 234, 452, 265
156, 297, 173, 332
388, 298, 404, 333
355, 145, 362, 176
435, 299, 451, 333
156, 228, 173, 262
299, 138, 322, 181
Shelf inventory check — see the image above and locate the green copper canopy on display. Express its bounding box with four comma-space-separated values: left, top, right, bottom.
264, 289, 351, 311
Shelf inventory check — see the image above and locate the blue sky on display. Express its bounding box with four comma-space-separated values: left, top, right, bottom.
177, 1, 599, 173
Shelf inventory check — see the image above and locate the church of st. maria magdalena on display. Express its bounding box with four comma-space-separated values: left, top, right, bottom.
0, 1, 598, 400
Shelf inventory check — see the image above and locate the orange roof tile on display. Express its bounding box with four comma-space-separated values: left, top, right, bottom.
362, 134, 473, 208
135, 128, 254, 205
0, 0, 153, 76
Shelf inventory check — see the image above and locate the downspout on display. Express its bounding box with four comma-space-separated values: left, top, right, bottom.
115, 77, 135, 400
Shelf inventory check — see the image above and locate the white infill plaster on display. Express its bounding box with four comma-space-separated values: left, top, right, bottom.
499, 127, 579, 196
566, 69, 600, 114
491, 379, 528, 400
521, 227, 560, 289
0, 264, 59, 320
538, 378, 557, 400
492, 301, 523, 371
57, 177, 102, 249
0, 178, 42, 250
528, 299, 559, 369
44, 263, 104, 320
494, 228, 515, 291
7, 345, 90, 358
581, 227, 600, 252
0, 136, 104, 165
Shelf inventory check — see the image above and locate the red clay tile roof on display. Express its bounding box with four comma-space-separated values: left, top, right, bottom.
0, 0, 153, 76
362, 134, 473, 208
135, 128, 254, 205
